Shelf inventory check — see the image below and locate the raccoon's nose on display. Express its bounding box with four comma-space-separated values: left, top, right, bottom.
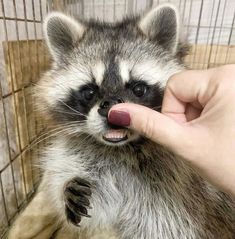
98, 97, 124, 117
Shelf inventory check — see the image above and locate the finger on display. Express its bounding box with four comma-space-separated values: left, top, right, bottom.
185, 104, 202, 121
108, 103, 191, 151
162, 70, 211, 121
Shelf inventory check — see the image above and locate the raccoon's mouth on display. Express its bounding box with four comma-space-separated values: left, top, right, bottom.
102, 129, 128, 143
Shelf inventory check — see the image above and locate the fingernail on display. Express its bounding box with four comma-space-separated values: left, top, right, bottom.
108, 110, 130, 127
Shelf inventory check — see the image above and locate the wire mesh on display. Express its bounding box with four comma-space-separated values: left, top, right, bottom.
0, 0, 234, 238
0, 0, 48, 237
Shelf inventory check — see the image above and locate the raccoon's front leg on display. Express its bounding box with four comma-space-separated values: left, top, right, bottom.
64, 177, 93, 226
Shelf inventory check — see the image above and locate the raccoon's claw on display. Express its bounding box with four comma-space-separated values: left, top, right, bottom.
64, 177, 92, 227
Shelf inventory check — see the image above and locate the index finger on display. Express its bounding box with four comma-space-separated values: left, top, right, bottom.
162, 69, 212, 122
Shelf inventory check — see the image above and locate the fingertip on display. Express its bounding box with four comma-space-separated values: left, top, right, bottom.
108, 110, 131, 127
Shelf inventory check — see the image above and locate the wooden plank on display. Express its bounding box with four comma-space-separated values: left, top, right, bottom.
184, 44, 235, 69
51, 0, 65, 11
1, 40, 49, 220
2, 39, 50, 152
2, 40, 50, 92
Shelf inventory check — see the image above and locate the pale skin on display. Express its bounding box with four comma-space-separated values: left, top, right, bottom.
109, 64, 235, 197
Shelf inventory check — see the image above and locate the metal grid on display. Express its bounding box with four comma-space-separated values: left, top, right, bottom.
0, 0, 234, 238
0, 0, 48, 237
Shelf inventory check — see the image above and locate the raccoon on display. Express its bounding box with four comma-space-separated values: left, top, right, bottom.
35, 4, 235, 239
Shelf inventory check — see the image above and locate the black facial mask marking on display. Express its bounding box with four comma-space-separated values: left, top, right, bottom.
53, 83, 99, 122
53, 78, 163, 123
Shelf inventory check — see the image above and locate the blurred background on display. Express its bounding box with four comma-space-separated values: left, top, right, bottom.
0, 0, 234, 237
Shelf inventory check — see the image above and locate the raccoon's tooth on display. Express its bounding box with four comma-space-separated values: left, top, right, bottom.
114, 132, 122, 138
104, 129, 127, 139
117, 132, 124, 138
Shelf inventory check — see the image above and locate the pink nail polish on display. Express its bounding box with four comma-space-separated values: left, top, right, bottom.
108, 110, 130, 127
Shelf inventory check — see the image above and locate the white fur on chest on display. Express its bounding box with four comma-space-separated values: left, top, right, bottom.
41, 138, 200, 239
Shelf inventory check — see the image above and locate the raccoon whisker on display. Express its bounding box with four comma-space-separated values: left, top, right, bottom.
31, 123, 85, 147
39, 121, 86, 133
42, 125, 84, 136
58, 100, 87, 117
58, 102, 86, 118
31, 127, 73, 145
24, 127, 74, 152
56, 121, 87, 127
57, 128, 93, 146
72, 133, 93, 146
51, 109, 88, 117
30, 125, 85, 149
52, 121, 88, 131
61, 122, 87, 130
53, 120, 86, 125
81, 135, 94, 146
33, 120, 86, 130
68, 126, 91, 136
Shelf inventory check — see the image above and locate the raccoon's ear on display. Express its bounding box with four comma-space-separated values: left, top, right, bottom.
44, 12, 85, 61
138, 4, 179, 54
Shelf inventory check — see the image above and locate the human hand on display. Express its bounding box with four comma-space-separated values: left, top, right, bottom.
108, 65, 235, 197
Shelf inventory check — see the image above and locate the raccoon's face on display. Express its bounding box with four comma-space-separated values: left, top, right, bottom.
39, 4, 185, 146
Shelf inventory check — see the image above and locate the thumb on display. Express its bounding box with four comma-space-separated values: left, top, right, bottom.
108, 103, 191, 151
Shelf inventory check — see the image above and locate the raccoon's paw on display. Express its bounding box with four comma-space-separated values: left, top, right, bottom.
64, 177, 92, 227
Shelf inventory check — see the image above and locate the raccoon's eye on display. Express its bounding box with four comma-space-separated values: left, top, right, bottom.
132, 83, 147, 97
82, 88, 95, 101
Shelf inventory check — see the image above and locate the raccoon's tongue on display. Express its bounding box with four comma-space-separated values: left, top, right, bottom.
103, 129, 127, 143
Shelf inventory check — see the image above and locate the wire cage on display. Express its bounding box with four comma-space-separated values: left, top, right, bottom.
0, 0, 234, 238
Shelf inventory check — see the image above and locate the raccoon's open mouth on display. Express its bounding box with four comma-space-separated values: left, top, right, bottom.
102, 129, 128, 143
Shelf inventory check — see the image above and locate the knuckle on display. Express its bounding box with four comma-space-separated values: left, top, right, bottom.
166, 77, 175, 90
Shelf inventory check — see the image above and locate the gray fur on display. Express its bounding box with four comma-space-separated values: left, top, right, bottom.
37, 4, 235, 239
